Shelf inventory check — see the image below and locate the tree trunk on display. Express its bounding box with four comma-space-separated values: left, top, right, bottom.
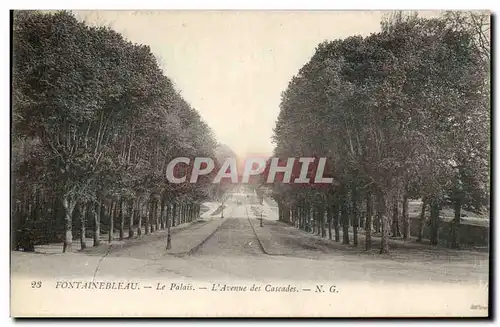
278, 202, 283, 221
310, 205, 315, 233
150, 200, 155, 232
374, 201, 381, 234
170, 203, 175, 227
129, 199, 135, 238
108, 201, 115, 243
351, 188, 359, 247
327, 205, 333, 240
429, 197, 440, 245
451, 198, 461, 249
340, 201, 349, 245
332, 203, 340, 242
352, 218, 358, 246
359, 201, 364, 229
391, 197, 400, 237
301, 205, 305, 231
137, 200, 143, 236
306, 204, 312, 232
365, 192, 373, 250
166, 204, 172, 250
320, 206, 326, 238
297, 206, 302, 229
149, 199, 156, 233
145, 200, 150, 235
152, 199, 156, 231
160, 199, 165, 230
303, 206, 308, 231
178, 204, 183, 225
119, 198, 125, 241
315, 207, 321, 236
175, 202, 180, 225
377, 191, 390, 254
310, 208, 315, 233
62, 194, 75, 253
113, 201, 118, 239
135, 205, 140, 232
80, 202, 87, 250
318, 207, 323, 236
149, 200, 155, 233
178, 203, 182, 225
154, 199, 159, 230
402, 194, 410, 240
93, 202, 102, 247
311, 208, 318, 234
417, 198, 427, 242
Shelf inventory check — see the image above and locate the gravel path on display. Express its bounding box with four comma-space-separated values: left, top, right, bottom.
12, 198, 489, 285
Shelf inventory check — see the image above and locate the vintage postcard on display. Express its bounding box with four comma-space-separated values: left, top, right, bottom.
10, 9, 490, 317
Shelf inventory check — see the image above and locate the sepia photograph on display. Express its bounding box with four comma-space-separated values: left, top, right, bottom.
10, 9, 491, 317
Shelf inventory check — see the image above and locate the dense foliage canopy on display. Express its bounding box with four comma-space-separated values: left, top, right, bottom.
270, 11, 490, 252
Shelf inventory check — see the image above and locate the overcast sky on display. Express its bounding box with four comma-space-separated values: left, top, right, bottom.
74, 10, 439, 159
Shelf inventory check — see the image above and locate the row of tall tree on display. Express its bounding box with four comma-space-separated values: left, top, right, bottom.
270, 12, 490, 253
12, 11, 222, 252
